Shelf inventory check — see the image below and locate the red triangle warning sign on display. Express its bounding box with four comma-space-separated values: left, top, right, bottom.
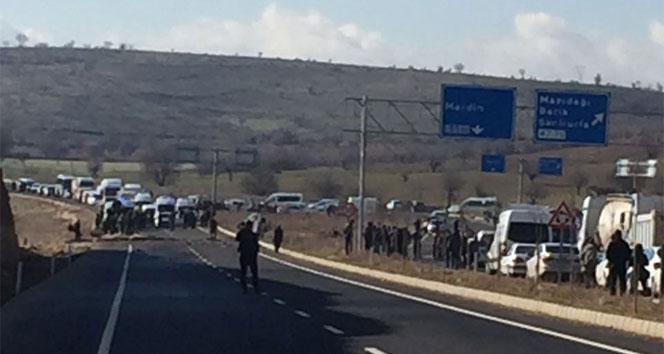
548, 201, 574, 228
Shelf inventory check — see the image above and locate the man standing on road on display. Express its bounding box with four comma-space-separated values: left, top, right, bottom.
209, 217, 218, 239
447, 221, 461, 269
344, 219, 354, 255
236, 222, 260, 293
606, 230, 630, 296
273, 225, 284, 253
364, 221, 374, 252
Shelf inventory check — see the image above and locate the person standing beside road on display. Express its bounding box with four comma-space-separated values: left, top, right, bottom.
581, 236, 599, 288
236, 222, 260, 293
447, 221, 461, 269
606, 230, 631, 296
273, 225, 284, 253
344, 219, 354, 255
364, 221, 374, 252
630, 243, 650, 296
413, 220, 422, 260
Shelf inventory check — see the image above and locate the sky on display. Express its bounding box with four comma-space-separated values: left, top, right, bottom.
1, 0, 663, 86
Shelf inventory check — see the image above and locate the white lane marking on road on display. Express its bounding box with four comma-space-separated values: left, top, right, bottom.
97, 244, 133, 354
294, 310, 310, 318
226, 273, 232, 278
259, 253, 641, 354
273, 298, 286, 305
323, 325, 344, 335
233, 278, 240, 283
364, 347, 388, 354
261, 291, 268, 296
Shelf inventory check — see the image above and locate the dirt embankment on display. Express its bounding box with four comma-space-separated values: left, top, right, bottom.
9, 194, 95, 255
1, 170, 20, 304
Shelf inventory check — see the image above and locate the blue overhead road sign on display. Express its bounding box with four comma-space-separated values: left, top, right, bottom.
539, 157, 563, 176
481, 154, 506, 173
534, 90, 610, 145
441, 85, 515, 139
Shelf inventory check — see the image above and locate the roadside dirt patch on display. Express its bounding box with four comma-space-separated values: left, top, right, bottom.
10, 195, 95, 256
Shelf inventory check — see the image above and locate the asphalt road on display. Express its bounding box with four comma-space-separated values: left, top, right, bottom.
1, 227, 661, 354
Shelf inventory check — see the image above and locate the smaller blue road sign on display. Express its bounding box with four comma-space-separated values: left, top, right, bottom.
539, 157, 563, 176
534, 90, 610, 145
482, 154, 506, 173
441, 85, 515, 140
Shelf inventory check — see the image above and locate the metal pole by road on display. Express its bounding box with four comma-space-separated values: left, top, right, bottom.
517, 159, 524, 204
211, 149, 219, 206
356, 95, 368, 254
15, 261, 23, 296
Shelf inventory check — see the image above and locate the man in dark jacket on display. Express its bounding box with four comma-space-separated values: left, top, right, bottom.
447, 221, 461, 269
344, 219, 354, 255
630, 243, 650, 296
273, 225, 284, 253
606, 230, 631, 296
364, 222, 374, 252
413, 220, 422, 260
236, 222, 259, 293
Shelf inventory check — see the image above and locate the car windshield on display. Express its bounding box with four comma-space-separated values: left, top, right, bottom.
158, 205, 175, 212
507, 222, 549, 243
80, 180, 95, 188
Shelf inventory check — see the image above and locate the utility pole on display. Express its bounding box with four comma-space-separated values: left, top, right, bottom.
357, 95, 368, 253
517, 158, 524, 204
211, 149, 219, 205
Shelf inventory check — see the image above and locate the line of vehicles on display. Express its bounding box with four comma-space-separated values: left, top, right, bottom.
423, 194, 662, 296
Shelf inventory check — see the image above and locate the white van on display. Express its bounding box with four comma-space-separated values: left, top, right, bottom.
72, 177, 95, 202
459, 197, 499, 217
487, 204, 552, 273
54, 174, 74, 198
100, 178, 123, 202
263, 193, 304, 211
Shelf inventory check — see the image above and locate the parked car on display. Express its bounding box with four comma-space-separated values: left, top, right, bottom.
385, 199, 402, 211
54, 174, 74, 198
264, 192, 304, 212
72, 177, 95, 202
224, 198, 246, 211
12, 177, 35, 192
459, 196, 500, 218
307, 198, 339, 213
86, 187, 104, 205
526, 243, 581, 281
28, 183, 42, 194
276, 202, 307, 213
500, 243, 536, 276
39, 184, 57, 197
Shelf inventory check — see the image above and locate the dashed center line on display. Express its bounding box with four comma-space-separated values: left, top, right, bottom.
273, 298, 286, 305
323, 325, 344, 335
364, 347, 389, 354
294, 310, 310, 318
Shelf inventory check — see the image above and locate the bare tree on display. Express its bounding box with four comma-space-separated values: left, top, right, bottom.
453, 63, 465, 73
87, 157, 103, 178
526, 183, 548, 204
570, 170, 589, 196
429, 159, 441, 172
34, 42, 48, 48
2, 40, 9, 47
401, 173, 409, 182
523, 161, 539, 183
139, 144, 177, 187
518, 68, 526, 79
103, 41, 113, 49
63, 40, 75, 48
310, 174, 342, 198
594, 73, 602, 86
15, 33, 28, 47
0, 124, 13, 160
442, 172, 464, 207
241, 167, 278, 195
657, 82, 663, 92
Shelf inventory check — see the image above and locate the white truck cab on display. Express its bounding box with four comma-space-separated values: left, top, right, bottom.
100, 178, 123, 203
153, 195, 176, 229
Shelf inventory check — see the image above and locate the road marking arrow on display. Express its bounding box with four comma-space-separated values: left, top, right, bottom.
471, 125, 484, 135
591, 113, 604, 126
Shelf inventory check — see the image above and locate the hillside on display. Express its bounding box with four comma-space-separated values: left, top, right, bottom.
0, 47, 663, 167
